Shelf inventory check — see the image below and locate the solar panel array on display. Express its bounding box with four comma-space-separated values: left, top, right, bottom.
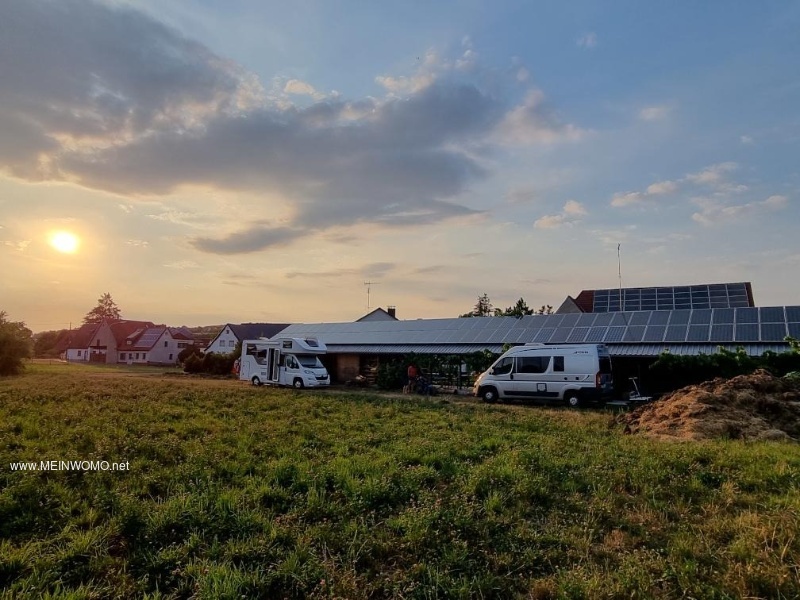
592, 283, 751, 312
280, 306, 800, 346
132, 328, 164, 348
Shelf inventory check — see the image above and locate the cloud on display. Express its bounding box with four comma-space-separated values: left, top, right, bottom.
740, 135, 754, 145
645, 180, 679, 195
0, 0, 582, 254
577, 33, 597, 49
534, 200, 587, 229
685, 162, 738, 186
638, 105, 671, 121
692, 195, 788, 225
493, 91, 586, 145
506, 186, 539, 205
285, 262, 397, 279
283, 79, 325, 100
611, 162, 744, 209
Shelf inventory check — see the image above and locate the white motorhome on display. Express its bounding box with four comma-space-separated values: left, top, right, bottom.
239, 337, 330, 389
474, 343, 614, 407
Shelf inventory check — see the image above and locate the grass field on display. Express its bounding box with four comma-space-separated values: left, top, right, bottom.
1, 363, 799, 599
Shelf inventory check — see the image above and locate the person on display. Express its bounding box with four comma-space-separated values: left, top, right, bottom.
406, 363, 419, 394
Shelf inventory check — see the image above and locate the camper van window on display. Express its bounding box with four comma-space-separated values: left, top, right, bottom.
297, 354, 323, 368
516, 356, 551, 374
553, 356, 565, 372
286, 356, 298, 369
246, 344, 258, 356
493, 357, 513, 375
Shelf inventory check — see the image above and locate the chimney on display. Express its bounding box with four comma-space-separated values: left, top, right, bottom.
387, 306, 396, 319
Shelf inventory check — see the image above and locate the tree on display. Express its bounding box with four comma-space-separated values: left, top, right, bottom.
33, 329, 69, 358
460, 293, 494, 317
535, 305, 554, 315
498, 298, 534, 318
83, 293, 122, 324
0, 311, 33, 375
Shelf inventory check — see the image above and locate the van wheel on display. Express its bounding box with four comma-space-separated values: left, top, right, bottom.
251, 376, 262, 386
293, 378, 304, 389
480, 387, 498, 403
565, 391, 581, 408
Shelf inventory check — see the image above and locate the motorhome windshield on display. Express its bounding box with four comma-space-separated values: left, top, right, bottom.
297, 354, 323, 368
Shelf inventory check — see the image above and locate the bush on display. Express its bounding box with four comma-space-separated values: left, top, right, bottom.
0, 311, 32, 376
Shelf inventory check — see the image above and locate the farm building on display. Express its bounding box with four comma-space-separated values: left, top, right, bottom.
275, 283, 798, 388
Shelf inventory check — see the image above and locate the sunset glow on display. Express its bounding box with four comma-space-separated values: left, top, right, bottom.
49, 231, 80, 254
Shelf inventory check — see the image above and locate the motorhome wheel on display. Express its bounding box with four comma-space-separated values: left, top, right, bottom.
293, 378, 304, 389
251, 376, 262, 386
565, 391, 581, 408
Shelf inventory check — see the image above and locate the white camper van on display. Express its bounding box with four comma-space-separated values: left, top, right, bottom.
239, 338, 330, 389
474, 343, 613, 407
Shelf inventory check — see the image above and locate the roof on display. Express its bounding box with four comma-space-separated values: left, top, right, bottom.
109, 320, 156, 346
128, 327, 167, 350
169, 326, 194, 340
565, 282, 754, 313
280, 306, 799, 357
228, 322, 291, 341
64, 323, 102, 350
356, 308, 398, 322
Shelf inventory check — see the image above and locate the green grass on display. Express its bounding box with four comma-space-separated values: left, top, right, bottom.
1, 364, 799, 599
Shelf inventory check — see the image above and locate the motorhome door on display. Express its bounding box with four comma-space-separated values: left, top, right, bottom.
267, 348, 281, 382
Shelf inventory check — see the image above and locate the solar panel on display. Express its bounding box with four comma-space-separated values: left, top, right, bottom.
761, 323, 787, 341
668, 310, 691, 325
558, 314, 581, 327
664, 325, 688, 342
624, 326, 645, 342
546, 314, 566, 328
643, 325, 666, 342
548, 327, 572, 343
648, 311, 671, 326
567, 327, 589, 343
735, 307, 759, 324
687, 325, 710, 342
788, 323, 800, 338
586, 327, 607, 342
604, 327, 626, 342
710, 324, 734, 341
629, 311, 651, 326
712, 309, 735, 324
690, 309, 712, 325
592, 313, 614, 326
786, 306, 800, 322
734, 323, 760, 342
576, 313, 597, 327
534, 328, 555, 343
610, 313, 629, 326
760, 307, 785, 323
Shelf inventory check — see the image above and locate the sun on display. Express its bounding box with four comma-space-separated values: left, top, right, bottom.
49, 231, 80, 254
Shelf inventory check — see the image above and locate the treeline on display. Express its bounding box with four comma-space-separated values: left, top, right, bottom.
649, 339, 800, 392
459, 294, 553, 318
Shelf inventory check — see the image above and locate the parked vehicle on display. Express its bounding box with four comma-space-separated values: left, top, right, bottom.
473, 343, 614, 407
239, 337, 330, 389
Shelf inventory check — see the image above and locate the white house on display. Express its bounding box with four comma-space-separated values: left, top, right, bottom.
205, 323, 290, 354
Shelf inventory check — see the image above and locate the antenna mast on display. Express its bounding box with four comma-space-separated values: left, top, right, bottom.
618, 243, 623, 309
364, 281, 380, 311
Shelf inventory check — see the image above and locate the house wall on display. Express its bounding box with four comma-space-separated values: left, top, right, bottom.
146, 331, 183, 365
206, 326, 239, 354
91, 322, 119, 364
65, 348, 89, 362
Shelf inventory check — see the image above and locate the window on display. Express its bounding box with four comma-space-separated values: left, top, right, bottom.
77, 350, 82, 357
169, 354, 173, 360
492, 357, 513, 375
516, 356, 551, 374
286, 356, 298, 369
120, 353, 126, 360
553, 356, 565, 372
135, 353, 140, 359
228, 340, 235, 347
164, 341, 168, 347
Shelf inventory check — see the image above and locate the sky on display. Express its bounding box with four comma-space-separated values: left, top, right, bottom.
1, 0, 799, 332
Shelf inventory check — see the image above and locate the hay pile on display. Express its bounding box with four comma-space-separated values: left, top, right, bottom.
619, 370, 800, 441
